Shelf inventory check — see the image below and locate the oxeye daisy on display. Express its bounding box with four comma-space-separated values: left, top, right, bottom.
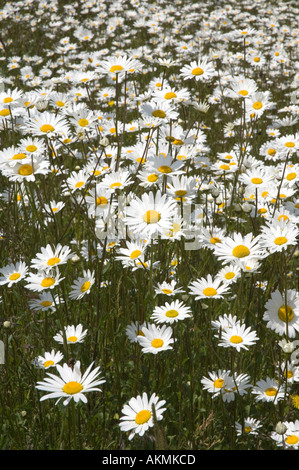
30, 244, 74, 272
211, 314, 241, 334
0, 261, 28, 287
124, 190, 177, 238
263, 289, 299, 338
28, 291, 62, 312
34, 350, 64, 370
35, 360, 105, 406
213, 232, 265, 265
180, 57, 216, 81
26, 111, 70, 137
44, 200, 65, 215
140, 99, 179, 122
235, 417, 262, 437
271, 421, 299, 449
115, 240, 148, 267
69, 269, 95, 300
189, 274, 230, 300
215, 264, 242, 284
137, 324, 174, 354
53, 324, 88, 345
259, 220, 299, 254
201, 369, 233, 399
126, 321, 149, 343
25, 269, 64, 292
251, 377, 286, 404
217, 323, 259, 352
119, 392, 166, 440
154, 279, 185, 296
151, 299, 192, 324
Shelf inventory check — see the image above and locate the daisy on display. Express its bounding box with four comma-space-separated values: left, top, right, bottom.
2, 160, 50, 183
201, 369, 233, 399
137, 169, 161, 188
97, 54, 141, 76
69, 269, 95, 300
251, 377, 286, 404
215, 264, 242, 284
278, 360, 299, 385
0, 261, 28, 287
115, 240, 148, 267
263, 289, 299, 338
124, 190, 177, 238
235, 417, 262, 437
154, 279, 185, 296
180, 57, 216, 81
271, 421, 299, 449
213, 232, 265, 265
30, 244, 74, 272
25, 269, 64, 292
34, 350, 64, 370
189, 274, 230, 300
36, 360, 105, 406
146, 153, 185, 178
245, 91, 273, 119
227, 76, 258, 99
221, 373, 252, 403
44, 200, 65, 215
100, 170, 133, 193
63, 170, 90, 193
259, 220, 299, 254
151, 299, 192, 324
217, 323, 259, 352
119, 392, 166, 440
140, 99, 179, 122
137, 324, 174, 355
211, 314, 241, 334
125, 321, 149, 343
26, 111, 70, 137
53, 324, 88, 345
28, 291, 62, 313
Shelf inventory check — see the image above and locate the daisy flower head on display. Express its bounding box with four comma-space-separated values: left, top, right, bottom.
251, 377, 286, 404
211, 314, 241, 334
0, 261, 28, 288
28, 291, 62, 313
217, 323, 259, 352
271, 420, 299, 449
69, 269, 95, 300
180, 57, 216, 81
137, 324, 174, 355
235, 417, 262, 437
201, 369, 233, 400
26, 111, 70, 137
227, 76, 258, 99
30, 244, 74, 272
213, 232, 265, 265
125, 321, 149, 343
34, 349, 64, 370
189, 274, 230, 300
119, 392, 166, 440
154, 279, 185, 296
215, 264, 242, 284
221, 373, 252, 403
36, 360, 105, 406
151, 299, 192, 324
53, 324, 88, 345
263, 289, 299, 338
25, 269, 64, 292
124, 190, 177, 238
140, 99, 179, 123
259, 219, 299, 254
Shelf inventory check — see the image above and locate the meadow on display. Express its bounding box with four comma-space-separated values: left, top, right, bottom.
0, 0, 298, 450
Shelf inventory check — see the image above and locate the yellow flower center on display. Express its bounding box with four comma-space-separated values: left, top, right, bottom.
75, 181, 85, 188
244, 426, 252, 433
147, 174, 158, 182
158, 165, 172, 174
12, 153, 27, 160
192, 67, 204, 75
267, 148, 276, 156
40, 124, 54, 133
135, 410, 151, 425
224, 272, 235, 280
165, 309, 179, 318
214, 378, 224, 388
110, 65, 124, 73
96, 196, 108, 206
238, 90, 248, 96
110, 182, 122, 189
67, 336, 78, 342
162, 288, 172, 294
220, 164, 230, 170
41, 277, 55, 288
9, 272, 20, 281
230, 335, 243, 344
130, 250, 142, 259
78, 118, 89, 127
164, 92, 177, 99
265, 387, 277, 396
202, 287, 217, 297
81, 281, 91, 292
175, 190, 187, 197
63, 381, 83, 394
285, 142, 295, 148
143, 210, 161, 224
278, 305, 294, 322
274, 236, 287, 246
18, 164, 33, 176
0, 109, 10, 116
286, 172, 296, 181
56, 101, 65, 107
26, 145, 37, 152
278, 215, 289, 222
44, 360, 54, 368
151, 338, 164, 348
210, 237, 221, 245
284, 370, 293, 379
251, 177, 263, 184
41, 300, 52, 307
152, 109, 166, 118
285, 435, 299, 445
253, 101, 262, 110
232, 245, 250, 258
253, 57, 260, 62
